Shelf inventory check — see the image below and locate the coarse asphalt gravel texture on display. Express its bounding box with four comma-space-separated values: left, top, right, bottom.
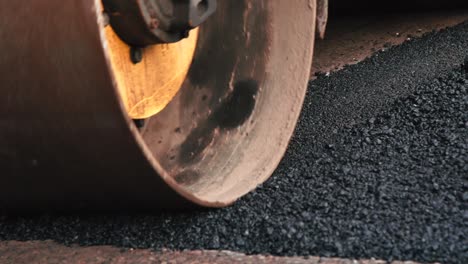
1, 21, 468, 264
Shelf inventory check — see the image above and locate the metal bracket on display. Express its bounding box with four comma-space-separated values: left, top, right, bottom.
102, 0, 217, 46
316, 0, 328, 39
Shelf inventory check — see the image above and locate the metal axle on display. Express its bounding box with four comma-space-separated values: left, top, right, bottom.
102, 0, 217, 46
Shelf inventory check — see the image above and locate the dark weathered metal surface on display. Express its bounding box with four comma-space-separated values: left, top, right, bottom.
316, 0, 328, 39
0, 0, 188, 211
0, 0, 316, 210
102, 0, 217, 45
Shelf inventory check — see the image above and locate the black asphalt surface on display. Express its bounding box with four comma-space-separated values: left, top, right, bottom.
1, 21, 468, 264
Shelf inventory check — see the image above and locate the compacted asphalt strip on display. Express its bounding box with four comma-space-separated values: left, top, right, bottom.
1, 21, 467, 264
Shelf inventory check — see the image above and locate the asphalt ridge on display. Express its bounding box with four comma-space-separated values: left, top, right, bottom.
1, 22, 467, 264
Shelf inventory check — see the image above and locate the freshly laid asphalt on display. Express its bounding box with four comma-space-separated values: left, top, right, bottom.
1, 21, 467, 264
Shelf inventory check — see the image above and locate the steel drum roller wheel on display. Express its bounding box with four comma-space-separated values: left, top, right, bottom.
0, 0, 316, 210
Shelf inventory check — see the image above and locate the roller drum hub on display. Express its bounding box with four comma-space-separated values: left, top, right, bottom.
0, 0, 316, 210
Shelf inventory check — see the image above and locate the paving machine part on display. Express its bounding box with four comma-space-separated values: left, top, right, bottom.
1, 0, 467, 211
0, 0, 316, 210
102, 0, 217, 45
